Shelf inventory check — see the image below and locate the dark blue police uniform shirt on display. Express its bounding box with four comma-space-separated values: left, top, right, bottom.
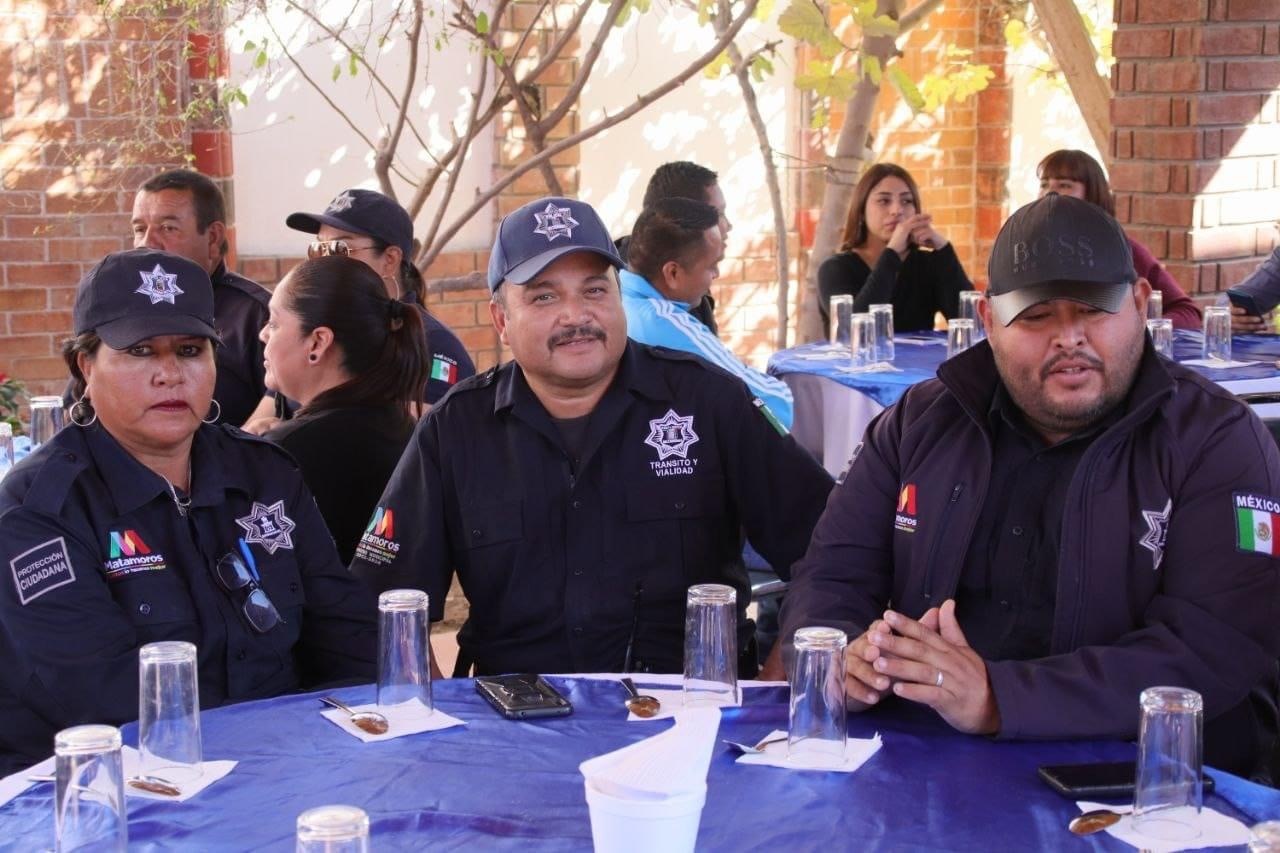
0, 421, 377, 773
211, 262, 271, 425
350, 341, 834, 676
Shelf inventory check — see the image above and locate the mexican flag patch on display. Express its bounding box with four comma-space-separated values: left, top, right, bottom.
1235, 492, 1280, 556
430, 356, 457, 384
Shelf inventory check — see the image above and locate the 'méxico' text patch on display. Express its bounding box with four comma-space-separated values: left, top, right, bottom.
10, 537, 76, 604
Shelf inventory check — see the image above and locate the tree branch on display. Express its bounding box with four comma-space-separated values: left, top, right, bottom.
538, 0, 629, 134
374, 0, 424, 196
899, 0, 944, 33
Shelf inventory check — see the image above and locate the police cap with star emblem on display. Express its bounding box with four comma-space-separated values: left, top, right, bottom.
487, 196, 624, 292
286, 188, 414, 259
73, 248, 219, 349
987, 193, 1137, 327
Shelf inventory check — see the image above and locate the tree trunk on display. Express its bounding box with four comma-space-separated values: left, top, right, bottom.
798, 0, 902, 343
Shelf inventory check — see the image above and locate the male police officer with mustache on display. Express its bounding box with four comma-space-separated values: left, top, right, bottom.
351, 197, 832, 678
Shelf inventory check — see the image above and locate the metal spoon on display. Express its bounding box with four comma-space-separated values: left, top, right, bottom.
620, 677, 661, 718
1068, 808, 1123, 835
127, 775, 182, 797
320, 695, 390, 735
722, 734, 789, 754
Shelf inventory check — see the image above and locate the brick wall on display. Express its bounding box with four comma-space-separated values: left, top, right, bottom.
1111, 0, 1279, 298
1, 2, 192, 395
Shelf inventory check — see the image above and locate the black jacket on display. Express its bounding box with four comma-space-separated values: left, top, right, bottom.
818, 244, 971, 333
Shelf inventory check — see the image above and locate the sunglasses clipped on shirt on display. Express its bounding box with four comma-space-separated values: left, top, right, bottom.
306, 239, 379, 259
215, 540, 284, 634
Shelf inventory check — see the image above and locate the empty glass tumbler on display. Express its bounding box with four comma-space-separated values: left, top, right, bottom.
296, 804, 370, 853
850, 314, 876, 369
1202, 305, 1232, 362
788, 627, 848, 767
29, 396, 65, 448
1147, 319, 1174, 359
138, 641, 203, 784
1133, 686, 1203, 842
829, 295, 854, 347
869, 304, 895, 362
959, 290, 986, 340
683, 583, 739, 707
378, 589, 432, 711
946, 319, 975, 359
1147, 290, 1163, 321
55, 724, 127, 852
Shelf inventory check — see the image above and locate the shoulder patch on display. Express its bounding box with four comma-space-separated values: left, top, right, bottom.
1233, 492, 1280, 556
10, 537, 76, 604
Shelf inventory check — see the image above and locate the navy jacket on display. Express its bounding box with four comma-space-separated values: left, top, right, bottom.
780, 340, 1280, 776
0, 422, 377, 772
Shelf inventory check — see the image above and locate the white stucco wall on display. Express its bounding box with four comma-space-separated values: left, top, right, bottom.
226, 1, 495, 256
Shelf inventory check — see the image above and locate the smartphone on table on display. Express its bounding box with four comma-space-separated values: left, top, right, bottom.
475, 673, 573, 720
1227, 288, 1264, 319
1038, 761, 1215, 800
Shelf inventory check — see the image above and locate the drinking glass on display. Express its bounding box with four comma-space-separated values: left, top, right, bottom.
138, 641, 202, 784
1147, 319, 1173, 359
829, 295, 854, 347
1249, 821, 1280, 852
1147, 290, 1163, 321
377, 589, 432, 711
869, 304, 895, 362
296, 804, 370, 853
946, 319, 975, 359
1202, 305, 1232, 362
29, 396, 65, 448
1132, 686, 1203, 842
959, 290, 986, 340
787, 627, 848, 767
850, 313, 875, 369
683, 583, 739, 707
0, 422, 13, 480
55, 725, 127, 852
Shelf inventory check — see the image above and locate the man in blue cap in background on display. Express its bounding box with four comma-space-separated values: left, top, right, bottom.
350, 196, 832, 678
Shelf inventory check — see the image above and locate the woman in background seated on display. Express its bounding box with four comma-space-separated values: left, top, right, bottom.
818, 163, 972, 333
1037, 149, 1201, 330
0, 249, 376, 774
261, 255, 429, 563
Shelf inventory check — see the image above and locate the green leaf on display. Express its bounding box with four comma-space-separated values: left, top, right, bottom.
795, 61, 858, 101
332, 63, 341, 82
754, 0, 776, 20
860, 14, 899, 38
1003, 18, 1027, 49
348, 52, 358, 76
475, 11, 489, 34
749, 54, 775, 83
254, 49, 268, 69
779, 1, 845, 59
887, 65, 924, 113
242, 39, 256, 52
703, 51, 732, 80
861, 54, 881, 85
810, 102, 829, 130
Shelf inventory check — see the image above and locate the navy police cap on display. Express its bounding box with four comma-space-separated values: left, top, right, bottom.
73, 248, 219, 349
487, 196, 623, 292
287, 188, 415, 259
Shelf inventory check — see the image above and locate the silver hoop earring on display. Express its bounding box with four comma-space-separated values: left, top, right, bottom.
202, 399, 222, 425
69, 394, 97, 428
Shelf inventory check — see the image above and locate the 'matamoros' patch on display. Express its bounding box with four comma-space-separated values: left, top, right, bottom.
10, 537, 76, 605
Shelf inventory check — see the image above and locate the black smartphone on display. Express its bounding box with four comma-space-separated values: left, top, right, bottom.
1038, 761, 1215, 800
474, 673, 573, 720
1227, 287, 1264, 318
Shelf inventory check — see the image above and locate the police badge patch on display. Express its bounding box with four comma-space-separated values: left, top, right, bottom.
235, 501, 297, 554
532, 203, 579, 241
135, 264, 184, 305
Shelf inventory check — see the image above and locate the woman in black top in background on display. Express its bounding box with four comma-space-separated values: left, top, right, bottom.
261, 256, 429, 563
818, 163, 972, 333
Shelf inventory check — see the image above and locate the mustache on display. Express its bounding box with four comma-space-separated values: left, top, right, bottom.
548, 324, 606, 348
1040, 351, 1104, 380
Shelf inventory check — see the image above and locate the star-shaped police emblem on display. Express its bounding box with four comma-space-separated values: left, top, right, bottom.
235, 500, 297, 555
644, 409, 700, 461
327, 191, 356, 213
1139, 498, 1172, 571
532, 202, 579, 242
135, 264, 184, 305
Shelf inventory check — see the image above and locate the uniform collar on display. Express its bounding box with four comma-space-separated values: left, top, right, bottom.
83, 423, 239, 516
619, 268, 690, 310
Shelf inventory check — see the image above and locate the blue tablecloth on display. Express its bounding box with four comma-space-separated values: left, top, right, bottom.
769, 331, 1280, 410
3, 677, 1276, 850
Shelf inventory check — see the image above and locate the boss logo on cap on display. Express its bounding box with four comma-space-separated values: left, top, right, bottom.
532, 203, 579, 242
135, 264, 185, 305
1012, 235, 1095, 275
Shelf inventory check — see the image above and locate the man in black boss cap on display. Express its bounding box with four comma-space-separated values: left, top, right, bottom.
351, 196, 832, 677
775, 193, 1280, 779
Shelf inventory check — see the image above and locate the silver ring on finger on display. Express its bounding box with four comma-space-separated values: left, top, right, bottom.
935, 670, 944, 688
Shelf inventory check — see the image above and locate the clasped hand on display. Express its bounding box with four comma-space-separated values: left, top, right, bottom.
843, 599, 1000, 735
887, 213, 946, 256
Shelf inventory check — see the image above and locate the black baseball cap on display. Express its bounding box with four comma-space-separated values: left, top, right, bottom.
987, 194, 1137, 326
286, 189, 414, 258
487, 196, 624, 292
73, 249, 219, 349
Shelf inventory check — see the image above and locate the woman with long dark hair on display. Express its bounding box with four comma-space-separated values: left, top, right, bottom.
818, 163, 972, 332
261, 255, 430, 562
1036, 149, 1201, 330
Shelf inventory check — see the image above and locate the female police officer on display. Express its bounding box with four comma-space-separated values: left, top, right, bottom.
0, 249, 377, 773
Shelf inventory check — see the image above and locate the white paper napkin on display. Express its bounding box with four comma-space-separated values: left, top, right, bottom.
1, 747, 235, 805
1178, 358, 1265, 369
895, 336, 946, 346
320, 698, 465, 742
624, 682, 783, 722
581, 707, 720, 798
1075, 800, 1253, 852
735, 729, 883, 773
836, 362, 901, 375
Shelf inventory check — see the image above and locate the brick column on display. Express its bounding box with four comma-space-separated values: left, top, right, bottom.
973, 4, 1014, 290
1111, 0, 1279, 299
